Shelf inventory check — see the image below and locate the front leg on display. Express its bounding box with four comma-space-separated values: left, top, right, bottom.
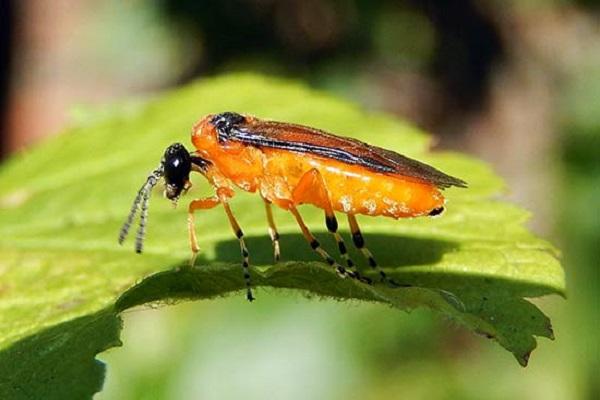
187, 195, 221, 267
216, 188, 255, 302
188, 187, 235, 265
289, 168, 370, 284
292, 169, 357, 271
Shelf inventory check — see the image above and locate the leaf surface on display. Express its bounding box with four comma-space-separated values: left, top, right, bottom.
0, 74, 564, 399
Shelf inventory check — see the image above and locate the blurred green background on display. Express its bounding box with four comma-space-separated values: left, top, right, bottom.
1, 1, 598, 399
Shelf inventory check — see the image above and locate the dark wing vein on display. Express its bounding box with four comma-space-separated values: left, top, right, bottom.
225, 120, 467, 189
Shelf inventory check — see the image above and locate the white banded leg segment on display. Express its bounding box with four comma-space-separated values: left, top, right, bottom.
222, 202, 254, 302
325, 213, 355, 269
290, 207, 371, 284
347, 214, 405, 288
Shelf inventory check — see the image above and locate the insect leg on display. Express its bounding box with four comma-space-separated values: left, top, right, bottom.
288, 206, 371, 284
264, 200, 281, 262
218, 190, 254, 302
325, 212, 355, 269
187, 196, 221, 267
346, 214, 407, 288
291, 168, 356, 269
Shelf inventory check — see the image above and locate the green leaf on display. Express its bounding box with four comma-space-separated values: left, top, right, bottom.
0, 74, 564, 398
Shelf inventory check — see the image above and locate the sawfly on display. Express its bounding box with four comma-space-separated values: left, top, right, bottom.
119, 112, 467, 301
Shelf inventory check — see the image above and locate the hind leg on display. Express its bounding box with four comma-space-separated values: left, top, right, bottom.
347, 214, 408, 287
289, 169, 368, 283
287, 206, 369, 283
293, 169, 356, 269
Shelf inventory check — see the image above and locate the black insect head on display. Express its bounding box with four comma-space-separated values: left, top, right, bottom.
163, 143, 191, 200
119, 142, 191, 253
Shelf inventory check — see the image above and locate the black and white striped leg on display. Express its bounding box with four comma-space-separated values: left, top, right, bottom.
264, 200, 281, 262
222, 202, 254, 301
347, 214, 407, 288
290, 207, 371, 284
325, 213, 355, 269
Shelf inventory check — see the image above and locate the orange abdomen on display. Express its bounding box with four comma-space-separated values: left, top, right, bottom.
262, 149, 444, 218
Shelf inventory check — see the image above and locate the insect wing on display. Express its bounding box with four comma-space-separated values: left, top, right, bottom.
226, 120, 467, 189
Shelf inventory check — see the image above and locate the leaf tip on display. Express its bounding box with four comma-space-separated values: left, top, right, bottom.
518, 351, 531, 367
547, 322, 555, 341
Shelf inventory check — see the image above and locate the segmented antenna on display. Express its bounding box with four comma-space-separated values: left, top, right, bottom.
118, 164, 164, 251
118, 189, 144, 245
135, 185, 152, 253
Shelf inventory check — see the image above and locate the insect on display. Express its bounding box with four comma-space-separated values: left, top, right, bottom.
119, 112, 466, 301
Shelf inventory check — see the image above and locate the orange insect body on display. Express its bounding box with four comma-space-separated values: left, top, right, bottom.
120, 112, 466, 301
192, 115, 445, 219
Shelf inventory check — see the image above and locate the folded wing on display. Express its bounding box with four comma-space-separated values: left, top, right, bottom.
225, 119, 467, 189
